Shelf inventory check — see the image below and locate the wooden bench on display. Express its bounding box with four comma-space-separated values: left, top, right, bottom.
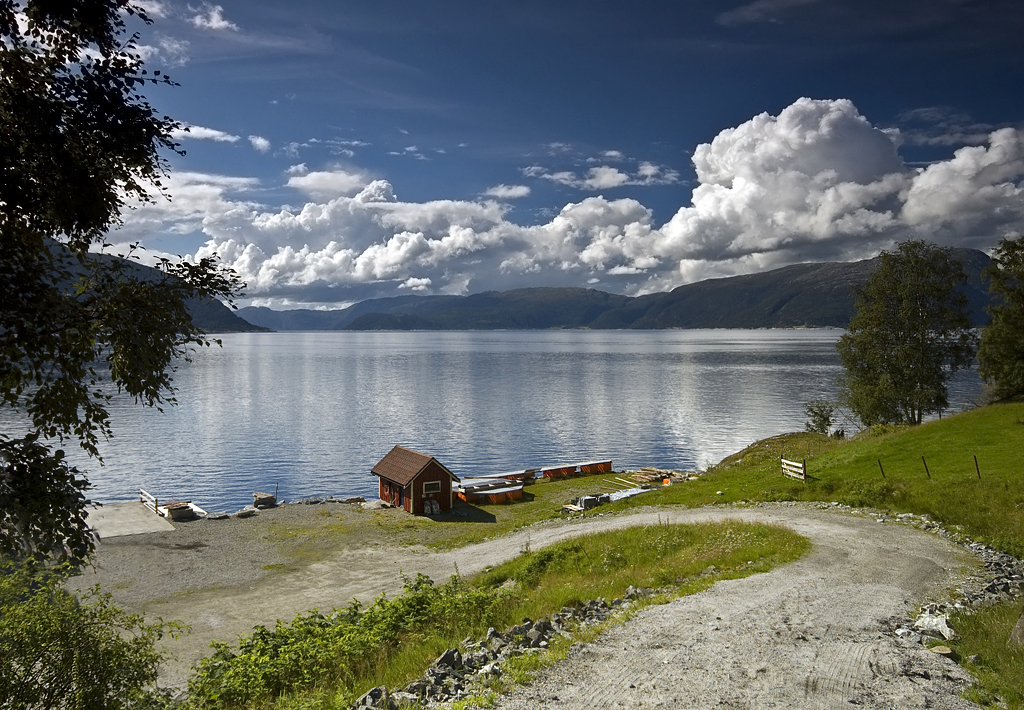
781, 457, 806, 481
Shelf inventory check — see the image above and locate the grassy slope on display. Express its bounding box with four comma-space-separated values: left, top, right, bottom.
604, 400, 1024, 557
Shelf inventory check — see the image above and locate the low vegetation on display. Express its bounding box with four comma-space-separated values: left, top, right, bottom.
237, 400, 1024, 708
184, 520, 808, 709
949, 601, 1024, 708
0, 563, 184, 710
615, 399, 1024, 557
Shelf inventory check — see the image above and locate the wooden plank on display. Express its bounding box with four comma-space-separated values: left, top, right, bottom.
139, 488, 158, 514
780, 457, 806, 480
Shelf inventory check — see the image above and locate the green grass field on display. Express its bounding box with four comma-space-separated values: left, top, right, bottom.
605, 400, 1024, 557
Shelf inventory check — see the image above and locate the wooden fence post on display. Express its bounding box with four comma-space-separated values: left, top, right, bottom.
974, 455, 981, 480
922, 456, 931, 479
877, 459, 885, 479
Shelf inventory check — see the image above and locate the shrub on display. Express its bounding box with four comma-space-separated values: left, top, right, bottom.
0, 562, 181, 710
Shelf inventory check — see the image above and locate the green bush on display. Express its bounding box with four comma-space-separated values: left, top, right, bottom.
0, 562, 181, 710
186, 574, 512, 708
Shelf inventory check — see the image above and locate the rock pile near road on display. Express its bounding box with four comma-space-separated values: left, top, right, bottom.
352, 587, 659, 709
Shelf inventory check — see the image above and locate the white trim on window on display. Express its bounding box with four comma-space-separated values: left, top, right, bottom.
423, 480, 441, 495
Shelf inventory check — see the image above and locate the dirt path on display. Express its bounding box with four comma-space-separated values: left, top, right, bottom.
485, 505, 981, 709
73, 503, 979, 705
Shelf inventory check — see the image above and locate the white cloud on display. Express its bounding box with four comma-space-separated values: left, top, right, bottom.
171, 125, 240, 142
484, 184, 531, 199
248, 135, 271, 152
188, 3, 238, 31
137, 34, 190, 67
528, 163, 680, 190
285, 168, 371, 198
134, 0, 169, 19
581, 166, 630, 190
123, 98, 1024, 303
399, 277, 432, 291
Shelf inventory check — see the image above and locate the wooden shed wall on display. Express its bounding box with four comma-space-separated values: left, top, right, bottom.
411, 460, 454, 514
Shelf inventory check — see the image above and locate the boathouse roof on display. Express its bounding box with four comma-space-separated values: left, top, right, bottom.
371, 445, 458, 486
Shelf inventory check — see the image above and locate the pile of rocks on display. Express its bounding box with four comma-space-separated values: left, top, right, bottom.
294, 495, 366, 505
351, 587, 659, 709
901, 536, 1024, 646
811, 503, 1024, 645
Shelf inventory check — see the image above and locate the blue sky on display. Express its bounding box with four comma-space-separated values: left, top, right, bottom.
115, 0, 1024, 308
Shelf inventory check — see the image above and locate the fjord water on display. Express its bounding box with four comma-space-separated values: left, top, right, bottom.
47, 330, 983, 511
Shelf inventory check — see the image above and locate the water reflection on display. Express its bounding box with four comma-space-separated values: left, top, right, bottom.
5, 330, 982, 510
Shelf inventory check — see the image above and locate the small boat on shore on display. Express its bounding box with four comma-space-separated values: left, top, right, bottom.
140, 488, 207, 521
455, 477, 525, 504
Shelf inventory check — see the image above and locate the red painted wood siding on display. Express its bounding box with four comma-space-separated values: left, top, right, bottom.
411, 460, 454, 514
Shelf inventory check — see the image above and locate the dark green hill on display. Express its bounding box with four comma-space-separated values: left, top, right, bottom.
56, 248, 267, 333
238, 249, 992, 331
186, 298, 269, 333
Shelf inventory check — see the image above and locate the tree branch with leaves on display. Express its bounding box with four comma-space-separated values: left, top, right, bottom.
1, 0, 242, 565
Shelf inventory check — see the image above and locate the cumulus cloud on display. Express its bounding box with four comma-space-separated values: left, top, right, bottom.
399, 277, 432, 291
484, 184, 531, 199
137, 34, 190, 66
188, 3, 238, 31
171, 125, 240, 143
248, 135, 271, 152
527, 162, 680, 190
133, 0, 168, 19
124, 98, 1024, 304
285, 168, 371, 199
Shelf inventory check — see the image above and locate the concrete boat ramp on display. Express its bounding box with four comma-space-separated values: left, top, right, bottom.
87, 502, 175, 538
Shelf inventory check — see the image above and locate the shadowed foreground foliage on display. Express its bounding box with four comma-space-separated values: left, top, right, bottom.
0, 563, 183, 710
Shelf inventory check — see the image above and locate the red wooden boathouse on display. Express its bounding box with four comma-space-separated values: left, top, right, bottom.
371, 445, 459, 515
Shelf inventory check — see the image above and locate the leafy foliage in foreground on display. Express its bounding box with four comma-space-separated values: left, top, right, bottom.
0, 562, 182, 710
185, 521, 807, 709
1, 1, 242, 565
187, 574, 511, 708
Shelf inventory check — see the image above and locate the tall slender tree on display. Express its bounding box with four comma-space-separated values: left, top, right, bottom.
1, 0, 240, 564
836, 240, 976, 426
978, 235, 1024, 400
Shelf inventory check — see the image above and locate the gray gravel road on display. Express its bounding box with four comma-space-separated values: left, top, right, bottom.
480, 504, 980, 710
74, 503, 983, 706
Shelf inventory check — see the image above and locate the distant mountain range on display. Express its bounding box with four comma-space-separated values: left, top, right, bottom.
236, 248, 993, 331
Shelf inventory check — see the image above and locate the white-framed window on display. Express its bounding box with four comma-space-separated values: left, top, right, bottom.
423, 480, 441, 495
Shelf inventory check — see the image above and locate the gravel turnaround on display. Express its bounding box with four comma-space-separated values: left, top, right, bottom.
482, 505, 980, 710
75, 503, 983, 706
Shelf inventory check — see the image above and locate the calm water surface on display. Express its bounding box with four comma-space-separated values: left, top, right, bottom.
23, 330, 984, 510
